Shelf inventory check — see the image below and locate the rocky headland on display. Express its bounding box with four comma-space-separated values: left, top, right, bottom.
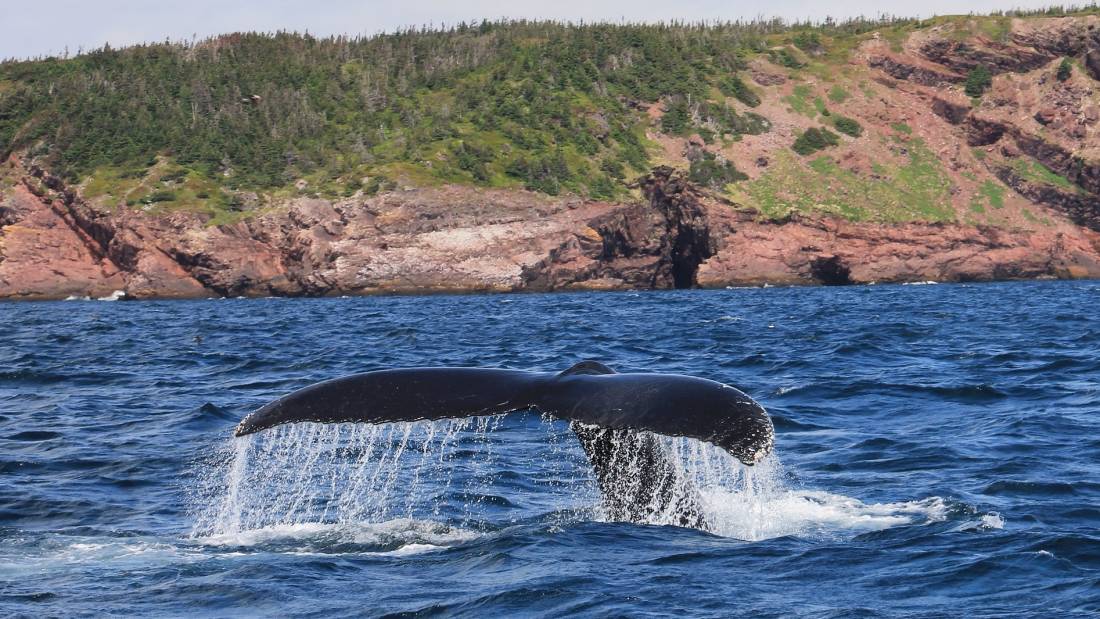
5, 14, 1100, 299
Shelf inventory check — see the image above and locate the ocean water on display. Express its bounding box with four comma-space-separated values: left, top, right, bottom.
1, 281, 1098, 617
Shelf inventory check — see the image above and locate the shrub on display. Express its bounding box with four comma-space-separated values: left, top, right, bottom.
688, 151, 747, 188
833, 116, 863, 138
718, 75, 761, 107
159, 169, 188, 183
661, 96, 692, 135
791, 127, 840, 155
965, 65, 993, 97
588, 174, 618, 200
792, 32, 824, 54
144, 190, 177, 203
451, 141, 492, 182
1056, 57, 1072, 82
768, 48, 805, 69
600, 158, 625, 179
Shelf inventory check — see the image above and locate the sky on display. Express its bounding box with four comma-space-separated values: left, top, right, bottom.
1, 0, 1077, 60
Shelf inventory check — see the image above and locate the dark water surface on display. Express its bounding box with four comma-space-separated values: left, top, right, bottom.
2, 281, 1099, 617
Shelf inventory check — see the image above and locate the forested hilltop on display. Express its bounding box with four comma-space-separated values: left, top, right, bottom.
5, 8, 1100, 300
1, 18, 887, 201
0, 9, 1088, 211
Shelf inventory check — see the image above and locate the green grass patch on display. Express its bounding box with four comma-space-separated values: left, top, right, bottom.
1010, 157, 1075, 190
785, 84, 816, 118
827, 85, 850, 103
978, 16, 1012, 42
891, 122, 913, 135
976, 179, 1005, 209
732, 138, 955, 223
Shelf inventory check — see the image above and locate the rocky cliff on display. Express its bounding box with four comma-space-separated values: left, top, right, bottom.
3, 159, 1098, 300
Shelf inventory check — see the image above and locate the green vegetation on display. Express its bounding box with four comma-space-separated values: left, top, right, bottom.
978, 16, 1012, 42
662, 95, 769, 140
3, 11, 1095, 226
833, 116, 863, 137
785, 84, 816, 118
733, 138, 955, 222
0, 25, 724, 199
688, 151, 747, 189
1010, 157, 1076, 190
1057, 57, 1073, 82
792, 32, 824, 54
965, 65, 993, 97
661, 97, 693, 135
144, 190, 177, 203
792, 127, 840, 155
976, 179, 1006, 209
827, 85, 850, 103
768, 48, 806, 69
891, 122, 913, 135
718, 75, 761, 107
7, 21, 886, 203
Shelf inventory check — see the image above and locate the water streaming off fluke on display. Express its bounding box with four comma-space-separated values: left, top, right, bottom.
190, 416, 948, 543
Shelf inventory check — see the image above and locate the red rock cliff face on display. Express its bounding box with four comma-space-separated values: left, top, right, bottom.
4, 161, 1097, 300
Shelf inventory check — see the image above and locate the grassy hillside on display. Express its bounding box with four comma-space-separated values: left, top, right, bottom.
0, 7, 1094, 224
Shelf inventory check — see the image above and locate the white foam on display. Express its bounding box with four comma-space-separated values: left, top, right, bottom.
197, 518, 479, 551
703, 489, 948, 541
0, 538, 204, 575
951, 511, 1006, 533
980, 513, 1005, 529
701, 315, 744, 323
97, 290, 126, 301
380, 543, 449, 556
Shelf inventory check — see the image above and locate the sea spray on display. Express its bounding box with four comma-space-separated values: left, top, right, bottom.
191, 417, 946, 542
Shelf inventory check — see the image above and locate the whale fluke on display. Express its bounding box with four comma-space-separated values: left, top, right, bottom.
236, 362, 772, 465
234, 363, 773, 528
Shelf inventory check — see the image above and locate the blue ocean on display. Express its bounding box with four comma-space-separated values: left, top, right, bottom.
2, 281, 1098, 617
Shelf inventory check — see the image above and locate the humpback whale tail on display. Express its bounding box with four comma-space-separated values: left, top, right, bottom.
234, 362, 774, 528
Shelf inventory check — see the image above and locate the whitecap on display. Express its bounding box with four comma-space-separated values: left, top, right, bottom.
950, 512, 1005, 533
702, 490, 947, 541
195, 518, 480, 554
